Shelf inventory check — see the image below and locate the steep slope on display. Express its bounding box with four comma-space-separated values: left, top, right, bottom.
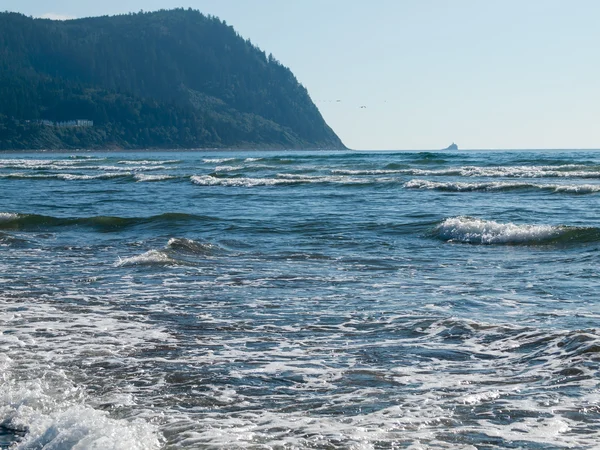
0, 10, 345, 150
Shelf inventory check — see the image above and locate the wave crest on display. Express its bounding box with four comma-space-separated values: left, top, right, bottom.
116, 250, 174, 267
117, 238, 222, 267
167, 237, 220, 255
435, 217, 600, 245
406, 179, 600, 194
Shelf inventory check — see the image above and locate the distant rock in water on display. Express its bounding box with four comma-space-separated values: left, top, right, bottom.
0, 9, 346, 150
444, 143, 459, 150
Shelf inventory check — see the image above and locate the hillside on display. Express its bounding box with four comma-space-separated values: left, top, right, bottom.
0, 9, 345, 150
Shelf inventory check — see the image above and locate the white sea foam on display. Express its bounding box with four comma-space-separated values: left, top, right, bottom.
118, 160, 177, 165
57, 172, 129, 181
190, 174, 372, 187
405, 179, 600, 193
134, 173, 176, 182
0, 212, 19, 222
462, 390, 501, 405
436, 217, 563, 244
191, 175, 296, 187
0, 293, 176, 450
551, 184, 600, 193
2, 386, 161, 450
403, 165, 600, 178
331, 169, 405, 175
203, 158, 236, 164
406, 179, 524, 191
116, 249, 175, 266
214, 165, 244, 172
1, 172, 129, 181
96, 165, 170, 172
0, 159, 82, 169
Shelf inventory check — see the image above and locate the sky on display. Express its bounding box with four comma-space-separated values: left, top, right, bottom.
3, 0, 600, 150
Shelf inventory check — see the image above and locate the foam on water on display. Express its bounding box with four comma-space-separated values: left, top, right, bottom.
0, 298, 173, 449
0, 212, 19, 222
1, 382, 161, 450
403, 165, 600, 178
436, 216, 564, 244
191, 174, 373, 187
154, 315, 600, 449
331, 169, 405, 175
118, 160, 180, 165
117, 238, 221, 267
406, 179, 600, 193
191, 175, 293, 187
214, 165, 245, 172
0, 159, 171, 173
202, 158, 237, 164
57, 172, 130, 181
116, 249, 175, 266
133, 173, 177, 182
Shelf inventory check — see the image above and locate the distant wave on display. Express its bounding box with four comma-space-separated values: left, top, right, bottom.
406, 179, 600, 194
1, 172, 180, 182
0, 212, 218, 231
191, 174, 374, 187
0, 159, 172, 172
214, 165, 245, 172
191, 175, 297, 187
117, 159, 180, 165
402, 165, 600, 178
435, 216, 600, 245
202, 158, 237, 164
133, 173, 177, 182
331, 169, 405, 175
1, 172, 132, 180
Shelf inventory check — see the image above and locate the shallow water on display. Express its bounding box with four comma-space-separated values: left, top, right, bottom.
1, 150, 600, 449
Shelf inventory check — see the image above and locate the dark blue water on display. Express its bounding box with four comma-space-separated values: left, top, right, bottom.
1, 150, 600, 449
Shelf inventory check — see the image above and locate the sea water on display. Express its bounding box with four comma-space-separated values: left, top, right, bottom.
1, 150, 599, 449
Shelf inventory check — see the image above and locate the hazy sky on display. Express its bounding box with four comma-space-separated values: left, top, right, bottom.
4, 1, 600, 150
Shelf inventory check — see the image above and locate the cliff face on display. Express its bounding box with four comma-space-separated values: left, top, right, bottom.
0, 10, 346, 150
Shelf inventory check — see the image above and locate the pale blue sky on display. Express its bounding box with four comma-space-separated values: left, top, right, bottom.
4, 0, 600, 150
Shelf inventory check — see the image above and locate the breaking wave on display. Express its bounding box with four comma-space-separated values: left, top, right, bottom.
166, 237, 220, 255
117, 238, 223, 267
406, 179, 600, 194
191, 175, 298, 187
0, 379, 161, 449
435, 216, 600, 245
134, 173, 177, 182
191, 174, 375, 187
2, 172, 131, 180
402, 165, 600, 178
331, 169, 405, 175
116, 249, 175, 267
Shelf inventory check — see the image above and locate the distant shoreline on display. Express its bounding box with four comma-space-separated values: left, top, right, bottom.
0, 147, 348, 154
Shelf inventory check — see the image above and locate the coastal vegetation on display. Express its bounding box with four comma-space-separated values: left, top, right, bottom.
0, 9, 345, 150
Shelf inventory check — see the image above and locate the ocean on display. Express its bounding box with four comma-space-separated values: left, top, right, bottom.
1, 149, 599, 449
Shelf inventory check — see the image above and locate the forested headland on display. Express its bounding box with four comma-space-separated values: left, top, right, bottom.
0, 9, 345, 150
